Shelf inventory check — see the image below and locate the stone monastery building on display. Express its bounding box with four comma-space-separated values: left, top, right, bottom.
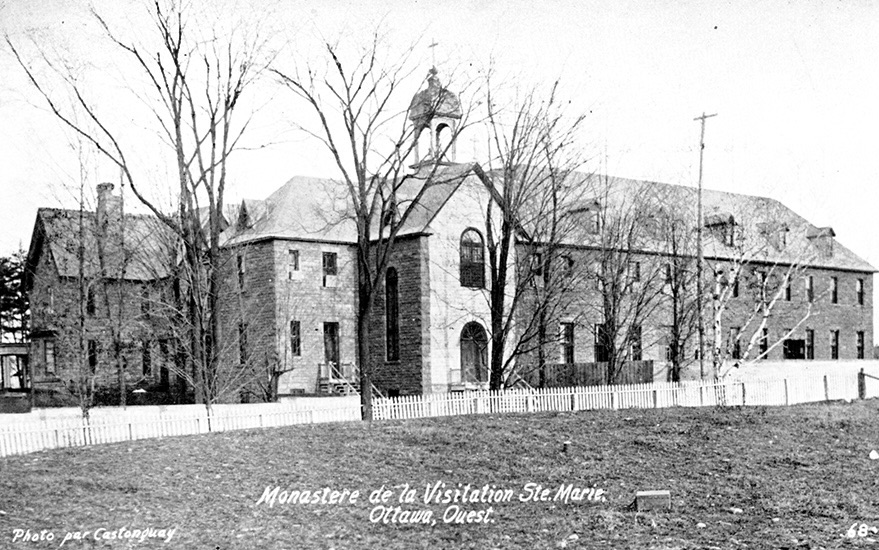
24, 70, 875, 399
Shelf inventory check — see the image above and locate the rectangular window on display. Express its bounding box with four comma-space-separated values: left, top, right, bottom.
385, 268, 400, 361
158, 339, 170, 390
784, 278, 791, 301
288, 249, 300, 279
830, 276, 838, 304
857, 278, 865, 306
88, 340, 99, 373
323, 252, 338, 287
44, 340, 55, 376
237, 254, 245, 290
628, 261, 640, 283
805, 329, 814, 360
730, 327, 741, 360
830, 330, 839, 360
857, 331, 865, 360
723, 223, 735, 246
630, 325, 642, 361
531, 252, 544, 277
593, 324, 609, 363
290, 320, 301, 357
664, 263, 672, 284
238, 323, 248, 365
141, 286, 150, 316
732, 275, 739, 298
806, 275, 814, 303
142, 340, 152, 376
87, 286, 96, 316
759, 328, 768, 357
560, 322, 575, 364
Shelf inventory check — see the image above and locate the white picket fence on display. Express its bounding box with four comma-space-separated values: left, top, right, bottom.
0, 398, 361, 458
2, 371, 877, 458
372, 372, 874, 420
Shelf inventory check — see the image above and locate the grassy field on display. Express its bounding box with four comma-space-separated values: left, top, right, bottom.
2, 401, 879, 549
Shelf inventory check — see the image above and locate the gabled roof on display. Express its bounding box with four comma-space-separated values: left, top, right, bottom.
25, 208, 174, 290
224, 163, 485, 247
563, 174, 876, 272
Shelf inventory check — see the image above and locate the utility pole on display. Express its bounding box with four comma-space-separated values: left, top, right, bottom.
694, 112, 717, 380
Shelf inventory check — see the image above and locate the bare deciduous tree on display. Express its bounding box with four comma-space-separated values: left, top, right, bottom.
7, 0, 271, 409
272, 34, 474, 419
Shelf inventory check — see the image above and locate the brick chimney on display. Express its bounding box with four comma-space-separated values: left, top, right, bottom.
96, 182, 123, 230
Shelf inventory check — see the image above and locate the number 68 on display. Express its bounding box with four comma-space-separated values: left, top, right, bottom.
846, 523, 870, 538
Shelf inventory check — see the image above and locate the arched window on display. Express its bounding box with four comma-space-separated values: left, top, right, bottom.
416, 127, 431, 162
460, 322, 488, 383
436, 123, 452, 158
460, 229, 485, 288
385, 267, 399, 361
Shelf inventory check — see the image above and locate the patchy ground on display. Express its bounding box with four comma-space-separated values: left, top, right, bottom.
2, 401, 879, 549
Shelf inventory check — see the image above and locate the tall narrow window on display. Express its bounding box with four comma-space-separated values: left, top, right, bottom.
459, 229, 485, 288
594, 324, 609, 363
759, 328, 768, 357
44, 340, 55, 376
630, 325, 642, 361
732, 275, 739, 298
628, 261, 640, 283
560, 322, 575, 364
238, 323, 248, 365
830, 330, 839, 360
237, 254, 245, 290
142, 340, 152, 376
141, 286, 150, 316
288, 249, 300, 279
730, 327, 741, 360
784, 278, 791, 301
857, 331, 865, 360
857, 278, 865, 306
322, 252, 338, 287
290, 320, 301, 357
159, 339, 170, 390
806, 275, 814, 303
87, 287, 96, 316
830, 276, 838, 304
385, 268, 400, 361
88, 340, 99, 373
805, 329, 814, 360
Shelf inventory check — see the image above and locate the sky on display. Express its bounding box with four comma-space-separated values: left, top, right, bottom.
1, 0, 877, 319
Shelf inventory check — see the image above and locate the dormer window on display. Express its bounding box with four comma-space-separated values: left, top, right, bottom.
705, 212, 736, 247
807, 226, 835, 257
571, 200, 601, 234
758, 222, 789, 250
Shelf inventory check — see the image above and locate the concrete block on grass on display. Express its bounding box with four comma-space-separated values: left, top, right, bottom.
635, 490, 670, 511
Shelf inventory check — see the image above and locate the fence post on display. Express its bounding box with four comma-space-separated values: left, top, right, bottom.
652, 389, 658, 408
784, 378, 789, 406
823, 375, 829, 402
858, 368, 866, 400
741, 382, 746, 406
699, 386, 704, 407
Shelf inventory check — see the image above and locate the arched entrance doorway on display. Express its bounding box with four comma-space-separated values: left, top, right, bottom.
460, 322, 488, 383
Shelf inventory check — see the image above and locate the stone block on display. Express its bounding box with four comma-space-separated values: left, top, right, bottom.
635, 490, 670, 511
